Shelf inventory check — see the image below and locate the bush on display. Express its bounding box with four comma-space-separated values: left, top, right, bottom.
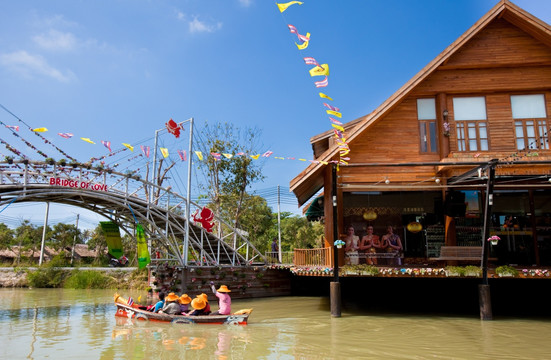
27, 267, 67, 288
64, 270, 114, 289
495, 265, 519, 277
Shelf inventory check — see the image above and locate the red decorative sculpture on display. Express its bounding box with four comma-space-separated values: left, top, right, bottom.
192, 207, 215, 233
166, 119, 182, 138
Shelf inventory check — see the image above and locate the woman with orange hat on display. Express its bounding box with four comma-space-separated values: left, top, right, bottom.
159, 292, 181, 315
185, 296, 208, 316
179, 294, 192, 314
198, 293, 211, 315
209, 282, 232, 315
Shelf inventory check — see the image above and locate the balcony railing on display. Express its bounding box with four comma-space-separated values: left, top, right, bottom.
293, 247, 333, 267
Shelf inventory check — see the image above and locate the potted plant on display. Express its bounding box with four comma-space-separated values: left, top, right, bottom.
334, 240, 345, 249
45, 157, 55, 165
464, 265, 482, 277
495, 265, 518, 277
57, 159, 67, 166
4, 156, 13, 164
488, 235, 501, 246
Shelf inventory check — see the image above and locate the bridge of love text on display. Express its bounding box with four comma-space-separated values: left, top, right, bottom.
49, 177, 108, 192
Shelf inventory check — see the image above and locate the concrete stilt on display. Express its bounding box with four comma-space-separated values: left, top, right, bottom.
330, 281, 341, 317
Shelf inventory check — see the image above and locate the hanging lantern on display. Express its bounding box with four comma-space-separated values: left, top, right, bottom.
363, 211, 377, 221
407, 221, 423, 233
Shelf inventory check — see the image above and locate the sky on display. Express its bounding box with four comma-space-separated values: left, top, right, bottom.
0, 0, 550, 230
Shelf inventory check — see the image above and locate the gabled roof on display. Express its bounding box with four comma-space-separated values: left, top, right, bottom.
290, 0, 551, 206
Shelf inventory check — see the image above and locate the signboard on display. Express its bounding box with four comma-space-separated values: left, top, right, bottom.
49, 177, 108, 191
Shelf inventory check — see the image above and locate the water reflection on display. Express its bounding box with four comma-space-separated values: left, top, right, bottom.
2, 289, 551, 359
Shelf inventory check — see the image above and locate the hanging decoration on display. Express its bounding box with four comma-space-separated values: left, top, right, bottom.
58, 133, 73, 139
32, 127, 48, 132
166, 119, 182, 138
101, 140, 112, 152
192, 207, 215, 233
122, 143, 134, 152
81, 137, 95, 144
277, 1, 303, 12
140, 145, 150, 158
160, 147, 169, 158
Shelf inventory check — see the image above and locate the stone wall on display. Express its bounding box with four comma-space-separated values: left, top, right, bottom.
0, 268, 28, 287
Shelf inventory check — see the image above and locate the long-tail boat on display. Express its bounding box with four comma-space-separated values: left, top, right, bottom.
114, 294, 252, 325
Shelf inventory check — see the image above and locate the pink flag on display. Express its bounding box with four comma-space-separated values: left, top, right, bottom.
315, 76, 328, 88
211, 152, 221, 160
140, 145, 150, 158
303, 57, 320, 67
58, 132, 74, 139
101, 140, 112, 153
329, 117, 343, 125
323, 103, 340, 112
262, 151, 273, 158
177, 150, 186, 161
288, 24, 310, 42
5, 125, 19, 131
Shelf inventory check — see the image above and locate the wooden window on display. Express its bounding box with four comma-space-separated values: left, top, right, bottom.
453, 97, 488, 152
511, 95, 549, 150
417, 98, 437, 153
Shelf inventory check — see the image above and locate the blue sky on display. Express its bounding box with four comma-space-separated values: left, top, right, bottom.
0, 0, 550, 229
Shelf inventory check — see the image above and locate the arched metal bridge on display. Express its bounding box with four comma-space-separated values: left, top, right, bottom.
0, 160, 265, 267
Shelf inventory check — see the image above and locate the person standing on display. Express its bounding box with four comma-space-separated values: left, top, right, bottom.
382, 225, 403, 265
271, 238, 279, 262
344, 225, 360, 265
360, 225, 380, 265
210, 282, 232, 315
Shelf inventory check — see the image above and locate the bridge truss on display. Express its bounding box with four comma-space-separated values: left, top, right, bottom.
0, 160, 266, 267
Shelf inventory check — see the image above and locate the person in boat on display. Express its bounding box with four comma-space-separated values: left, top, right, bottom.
179, 294, 192, 314
149, 291, 165, 312
159, 292, 181, 315
185, 296, 208, 316
198, 293, 211, 315
209, 282, 232, 315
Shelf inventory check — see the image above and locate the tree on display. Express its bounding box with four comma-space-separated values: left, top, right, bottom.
49, 223, 82, 250
0, 223, 14, 249
87, 224, 107, 263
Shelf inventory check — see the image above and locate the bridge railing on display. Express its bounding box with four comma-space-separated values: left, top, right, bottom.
264, 251, 294, 265
293, 247, 333, 267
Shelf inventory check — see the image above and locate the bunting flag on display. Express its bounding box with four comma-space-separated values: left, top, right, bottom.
160, 147, 169, 158
101, 140, 112, 152
250, 154, 260, 159
277, 1, 303, 12
5, 125, 19, 131
326, 110, 342, 118
136, 224, 151, 270
329, 117, 342, 125
309, 64, 329, 77
122, 143, 134, 152
323, 103, 340, 112
211, 152, 221, 161
223, 153, 233, 159
58, 133, 73, 139
304, 57, 321, 67
288, 25, 310, 42
32, 127, 48, 132
236, 152, 245, 156
315, 76, 328, 88
262, 151, 273, 157
100, 221, 123, 259
140, 145, 150, 158
319, 93, 333, 101
81, 137, 95, 144
177, 149, 186, 161
127, 297, 134, 306
332, 124, 345, 132
195, 151, 203, 161
296, 37, 310, 50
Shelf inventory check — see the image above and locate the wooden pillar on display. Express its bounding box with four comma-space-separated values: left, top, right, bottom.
437, 93, 450, 158
529, 190, 540, 266
324, 166, 334, 245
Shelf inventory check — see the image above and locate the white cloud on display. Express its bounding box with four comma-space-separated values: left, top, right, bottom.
238, 0, 253, 7
189, 17, 222, 33
33, 29, 77, 51
176, 11, 186, 21
0, 50, 75, 83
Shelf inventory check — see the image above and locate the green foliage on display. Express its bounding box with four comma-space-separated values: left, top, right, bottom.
464, 265, 482, 277
342, 264, 379, 275
26, 256, 69, 288
495, 265, 519, 277
445, 266, 466, 276
64, 270, 113, 289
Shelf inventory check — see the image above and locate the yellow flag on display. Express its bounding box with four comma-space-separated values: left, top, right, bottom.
195, 151, 203, 161
222, 153, 233, 159
320, 161, 329, 165
33, 127, 48, 132
122, 143, 134, 152
250, 154, 260, 160
81, 137, 95, 144
319, 93, 333, 101
277, 1, 303, 12
332, 124, 344, 132
160, 147, 169, 158
298, 158, 307, 161
309, 64, 329, 77
327, 110, 342, 118
296, 35, 310, 50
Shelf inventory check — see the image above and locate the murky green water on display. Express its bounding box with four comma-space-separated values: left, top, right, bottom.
1, 288, 550, 359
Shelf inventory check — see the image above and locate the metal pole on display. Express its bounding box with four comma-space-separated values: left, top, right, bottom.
184, 118, 194, 266
480, 159, 497, 321
39, 202, 50, 266
152, 129, 160, 204
277, 184, 282, 263
330, 164, 341, 317
70, 214, 79, 265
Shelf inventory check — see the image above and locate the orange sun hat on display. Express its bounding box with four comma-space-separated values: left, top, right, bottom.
217, 285, 231, 293
179, 294, 192, 304
191, 297, 206, 310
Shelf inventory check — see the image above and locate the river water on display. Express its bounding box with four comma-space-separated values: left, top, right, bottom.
1, 288, 550, 359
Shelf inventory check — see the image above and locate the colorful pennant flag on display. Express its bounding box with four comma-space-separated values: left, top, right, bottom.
5, 125, 19, 131
58, 133, 73, 139
101, 140, 112, 152
315, 76, 328, 88
177, 149, 186, 161
122, 143, 134, 152
81, 137, 95, 144
277, 1, 303, 12
250, 154, 260, 159
139, 145, 149, 158
195, 151, 203, 161
136, 224, 151, 270
223, 153, 233, 159
211, 152, 221, 161
262, 151, 274, 157
332, 124, 345, 132
329, 117, 342, 125
309, 64, 329, 77
326, 110, 342, 118
32, 127, 48, 132
304, 57, 321, 67
160, 147, 169, 158
319, 93, 333, 101
323, 103, 340, 112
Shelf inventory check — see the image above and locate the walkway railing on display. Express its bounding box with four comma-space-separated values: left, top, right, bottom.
293, 247, 333, 267
264, 251, 294, 265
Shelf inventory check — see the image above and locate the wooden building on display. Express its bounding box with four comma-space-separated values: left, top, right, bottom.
291, 0, 551, 266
